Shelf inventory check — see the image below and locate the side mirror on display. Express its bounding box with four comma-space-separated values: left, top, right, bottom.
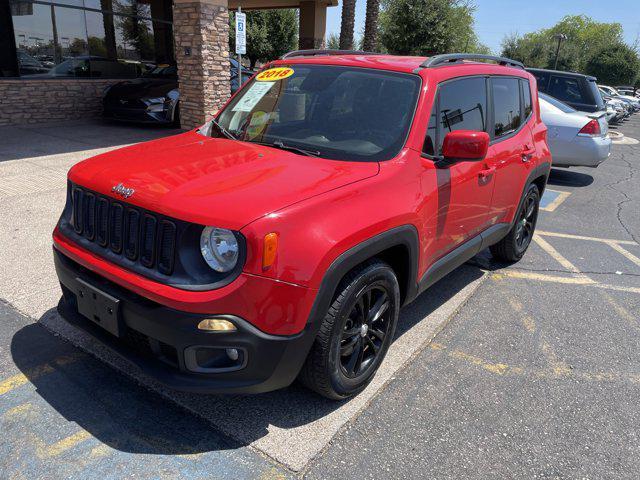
439, 130, 490, 166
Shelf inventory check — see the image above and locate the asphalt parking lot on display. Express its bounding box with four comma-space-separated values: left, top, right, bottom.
1, 116, 639, 478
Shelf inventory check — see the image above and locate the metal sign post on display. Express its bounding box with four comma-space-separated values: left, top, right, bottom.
235, 7, 247, 86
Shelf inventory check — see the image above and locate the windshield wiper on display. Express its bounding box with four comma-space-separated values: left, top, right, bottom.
210, 118, 237, 141
253, 140, 321, 157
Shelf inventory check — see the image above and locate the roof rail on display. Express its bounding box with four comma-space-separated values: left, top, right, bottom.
281, 49, 384, 59
420, 53, 524, 69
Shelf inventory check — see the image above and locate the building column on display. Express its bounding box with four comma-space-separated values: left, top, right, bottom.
299, 1, 326, 50
173, 0, 230, 129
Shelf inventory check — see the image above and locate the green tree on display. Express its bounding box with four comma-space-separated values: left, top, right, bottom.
229, 9, 297, 69
585, 42, 640, 86
326, 33, 340, 50
500, 15, 629, 73
379, 0, 481, 56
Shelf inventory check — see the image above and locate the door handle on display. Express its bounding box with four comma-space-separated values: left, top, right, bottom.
522, 146, 535, 162
478, 166, 496, 178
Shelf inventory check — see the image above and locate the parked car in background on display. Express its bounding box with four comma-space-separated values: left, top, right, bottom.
527, 68, 605, 113
615, 86, 638, 97
600, 85, 640, 112
103, 60, 252, 126
53, 52, 551, 400
539, 93, 610, 168
16, 49, 49, 75
28, 56, 145, 78
600, 89, 633, 121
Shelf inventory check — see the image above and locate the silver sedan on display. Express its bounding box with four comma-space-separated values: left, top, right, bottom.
540, 93, 611, 168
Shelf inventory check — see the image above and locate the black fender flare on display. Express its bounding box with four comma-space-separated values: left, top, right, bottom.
305, 224, 420, 328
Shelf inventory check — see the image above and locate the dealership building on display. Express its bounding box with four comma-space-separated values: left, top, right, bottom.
0, 0, 336, 128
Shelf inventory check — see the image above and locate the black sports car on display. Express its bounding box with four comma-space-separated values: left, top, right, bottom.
103, 60, 252, 126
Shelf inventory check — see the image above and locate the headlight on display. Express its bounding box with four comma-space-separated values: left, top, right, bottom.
200, 227, 239, 272
143, 96, 166, 104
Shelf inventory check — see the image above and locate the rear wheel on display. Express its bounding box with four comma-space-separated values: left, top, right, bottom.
299, 260, 400, 400
490, 183, 540, 262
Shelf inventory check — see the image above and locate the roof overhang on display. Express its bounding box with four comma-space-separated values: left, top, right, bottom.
229, 0, 338, 9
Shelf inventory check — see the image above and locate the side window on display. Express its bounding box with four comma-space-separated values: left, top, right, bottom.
532, 71, 550, 93
521, 79, 533, 119
491, 77, 522, 138
549, 75, 582, 103
436, 77, 487, 153
423, 110, 437, 156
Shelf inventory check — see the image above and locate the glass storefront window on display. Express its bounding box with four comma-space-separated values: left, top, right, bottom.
4, 0, 173, 78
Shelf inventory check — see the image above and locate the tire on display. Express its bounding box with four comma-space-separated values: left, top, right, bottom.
299, 259, 400, 400
171, 102, 180, 128
490, 183, 540, 262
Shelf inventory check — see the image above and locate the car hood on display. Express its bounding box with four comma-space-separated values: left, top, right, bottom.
68, 131, 379, 230
106, 78, 178, 99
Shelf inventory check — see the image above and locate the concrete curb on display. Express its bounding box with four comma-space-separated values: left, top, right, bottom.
40, 266, 488, 472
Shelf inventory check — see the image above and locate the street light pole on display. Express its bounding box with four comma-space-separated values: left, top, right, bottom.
553, 33, 567, 70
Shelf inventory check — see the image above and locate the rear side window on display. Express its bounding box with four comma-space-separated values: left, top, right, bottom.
531, 71, 550, 92
548, 75, 583, 104
491, 77, 522, 138
521, 79, 532, 119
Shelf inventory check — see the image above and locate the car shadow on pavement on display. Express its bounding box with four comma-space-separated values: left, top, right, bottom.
10, 264, 484, 456
0, 120, 183, 163
547, 168, 594, 188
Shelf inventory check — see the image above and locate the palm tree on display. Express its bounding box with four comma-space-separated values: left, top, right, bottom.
339, 0, 357, 50
362, 0, 380, 51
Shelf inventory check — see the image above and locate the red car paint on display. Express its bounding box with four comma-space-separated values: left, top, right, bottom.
54, 54, 550, 337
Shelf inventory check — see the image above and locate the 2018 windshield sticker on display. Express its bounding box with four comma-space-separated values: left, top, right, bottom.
256, 67, 295, 81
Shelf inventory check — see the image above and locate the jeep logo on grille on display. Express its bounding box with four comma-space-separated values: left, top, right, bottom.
112, 183, 135, 199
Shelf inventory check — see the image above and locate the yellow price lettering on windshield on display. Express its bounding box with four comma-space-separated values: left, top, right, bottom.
256, 67, 295, 81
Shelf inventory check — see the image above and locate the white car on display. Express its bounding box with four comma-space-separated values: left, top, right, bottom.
539, 93, 611, 168
600, 85, 640, 112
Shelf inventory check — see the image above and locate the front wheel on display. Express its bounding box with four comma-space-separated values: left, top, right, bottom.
491, 183, 540, 262
299, 260, 400, 400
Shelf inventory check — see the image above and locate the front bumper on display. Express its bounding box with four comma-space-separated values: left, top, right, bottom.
54, 248, 317, 394
103, 103, 173, 124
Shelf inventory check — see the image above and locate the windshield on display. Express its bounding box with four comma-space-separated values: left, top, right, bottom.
539, 93, 577, 113
214, 64, 421, 161
144, 64, 177, 78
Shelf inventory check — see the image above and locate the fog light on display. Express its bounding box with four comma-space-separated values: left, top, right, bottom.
226, 348, 239, 361
197, 318, 237, 332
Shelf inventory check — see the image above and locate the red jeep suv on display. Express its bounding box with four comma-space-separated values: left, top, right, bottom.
53, 51, 551, 399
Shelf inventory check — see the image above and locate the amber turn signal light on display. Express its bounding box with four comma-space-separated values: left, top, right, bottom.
197, 318, 237, 332
263, 233, 278, 270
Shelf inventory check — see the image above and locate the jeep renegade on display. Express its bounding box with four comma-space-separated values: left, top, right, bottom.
53, 51, 551, 399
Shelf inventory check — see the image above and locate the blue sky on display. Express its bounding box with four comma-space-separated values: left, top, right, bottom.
326, 0, 640, 53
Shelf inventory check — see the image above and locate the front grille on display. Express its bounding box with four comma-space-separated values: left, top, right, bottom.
70, 185, 177, 275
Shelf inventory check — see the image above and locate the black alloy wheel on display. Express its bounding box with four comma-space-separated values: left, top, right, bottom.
299, 260, 400, 400
339, 285, 391, 379
514, 191, 537, 253
490, 183, 540, 262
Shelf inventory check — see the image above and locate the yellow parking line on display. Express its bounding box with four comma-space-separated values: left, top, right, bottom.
537, 230, 637, 246
43, 430, 93, 457
492, 271, 594, 284
533, 234, 594, 279
0, 354, 81, 396
606, 241, 640, 268
540, 190, 571, 212
493, 271, 640, 295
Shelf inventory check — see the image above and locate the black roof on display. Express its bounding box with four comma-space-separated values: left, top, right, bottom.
525, 67, 597, 81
